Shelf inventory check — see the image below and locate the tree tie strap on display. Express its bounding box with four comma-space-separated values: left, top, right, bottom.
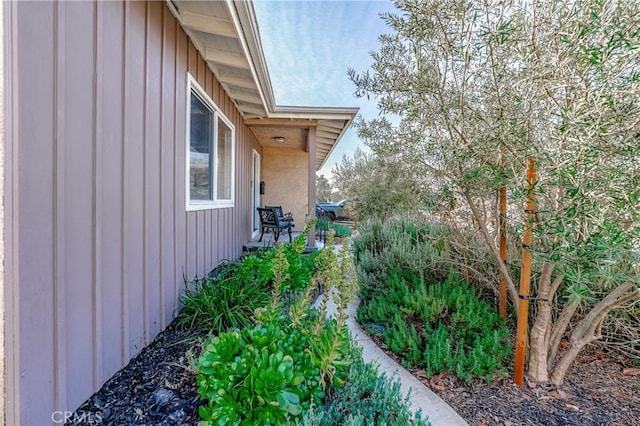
518, 294, 548, 302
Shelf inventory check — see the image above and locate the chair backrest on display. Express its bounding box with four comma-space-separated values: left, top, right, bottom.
265, 205, 284, 218
257, 207, 279, 226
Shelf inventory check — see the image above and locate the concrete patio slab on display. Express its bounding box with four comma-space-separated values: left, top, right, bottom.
242, 232, 323, 253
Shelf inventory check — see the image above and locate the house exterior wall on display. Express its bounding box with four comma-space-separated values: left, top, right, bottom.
262, 147, 309, 231
4, 1, 256, 424
0, 0, 8, 422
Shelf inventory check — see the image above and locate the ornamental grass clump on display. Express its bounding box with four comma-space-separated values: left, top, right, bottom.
177, 261, 271, 334
177, 222, 318, 334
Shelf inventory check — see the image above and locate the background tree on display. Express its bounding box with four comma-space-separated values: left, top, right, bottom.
316, 174, 333, 203
332, 146, 427, 221
348, 0, 640, 384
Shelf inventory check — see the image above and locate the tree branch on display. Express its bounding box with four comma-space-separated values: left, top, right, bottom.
463, 191, 519, 306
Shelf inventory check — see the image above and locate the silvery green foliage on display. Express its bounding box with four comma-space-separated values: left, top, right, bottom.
348, 0, 640, 375
332, 147, 427, 221
298, 346, 430, 426
349, 0, 639, 296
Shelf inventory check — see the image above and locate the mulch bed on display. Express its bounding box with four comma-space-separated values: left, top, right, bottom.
68, 319, 207, 426
368, 330, 640, 426
70, 316, 640, 426
422, 348, 640, 426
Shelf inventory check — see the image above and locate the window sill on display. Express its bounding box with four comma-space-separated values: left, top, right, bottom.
186, 201, 234, 211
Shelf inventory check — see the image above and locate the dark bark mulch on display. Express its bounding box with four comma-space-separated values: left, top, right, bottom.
70, 316, 640, 426
369, 327, 640, 426
421, 348, 640, 426
68, 318, 206, 426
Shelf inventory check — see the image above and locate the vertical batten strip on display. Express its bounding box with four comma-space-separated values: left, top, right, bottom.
216, 169, 222, 266
220, 94, 231, 259
203, 69, 211, 270
161, 3, 178, 327
93, 0, 104, 391
146, 1, 162, 338
120, 1, 129, 364
173, 20, 180, 318
186, 43, 192, 277
158, 4, 165, 329
125, 0, 146, 356
2, 0, 21, 421
208, 73, 214, 267
175, 28, 187, 315
53, 0, 67, 413
142, 0, 149, 345
186, 42, 197, 279
98, 0, 125, 380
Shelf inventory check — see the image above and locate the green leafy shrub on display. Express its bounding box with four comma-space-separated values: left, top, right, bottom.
329, 222, 352, 238
354, 218, 498, 295
197, 323, 323, 424
197, 234, 359, 425
355, 218, 511, 382
299, 346, 430, 426
359, 269, 511, 381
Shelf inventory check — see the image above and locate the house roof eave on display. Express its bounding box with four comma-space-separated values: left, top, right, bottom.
169, 0, 358, 169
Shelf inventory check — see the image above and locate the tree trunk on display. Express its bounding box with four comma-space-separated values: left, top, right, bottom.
550, 283, 639, 384
547, 298, 576, 367
549, 337, 593, 385
527, 263, 554, 381
463, 192, 519, 306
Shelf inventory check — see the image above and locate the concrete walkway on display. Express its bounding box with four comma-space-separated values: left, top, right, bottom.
316, 289, 469, 426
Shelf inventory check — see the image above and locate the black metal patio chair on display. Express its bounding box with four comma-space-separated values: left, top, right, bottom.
265, 205, 294, 225
257, 207, 294, 243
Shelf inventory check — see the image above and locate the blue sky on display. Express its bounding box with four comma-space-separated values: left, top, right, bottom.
253, 0, 397, 178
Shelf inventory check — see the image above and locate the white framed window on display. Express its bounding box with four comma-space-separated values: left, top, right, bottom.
186, 73, 235, 210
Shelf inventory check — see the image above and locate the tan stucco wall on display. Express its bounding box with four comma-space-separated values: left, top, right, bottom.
262, 147, 309, 231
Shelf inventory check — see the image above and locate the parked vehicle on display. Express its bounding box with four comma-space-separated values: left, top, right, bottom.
316, 200, 350, 221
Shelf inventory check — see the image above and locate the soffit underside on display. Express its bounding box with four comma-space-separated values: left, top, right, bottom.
170, 0, 358, 169
173, 0, 268, 119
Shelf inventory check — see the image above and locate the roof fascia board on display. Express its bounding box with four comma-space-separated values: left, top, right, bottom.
245, 118, 319, 127
268, 106, 359, 121
227, 0, 276, 112
316, 114, 355, 170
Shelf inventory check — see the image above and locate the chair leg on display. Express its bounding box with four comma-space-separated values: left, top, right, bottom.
274, 229, 280, 242
288, 226, 292, 243
258, 228, 264, 242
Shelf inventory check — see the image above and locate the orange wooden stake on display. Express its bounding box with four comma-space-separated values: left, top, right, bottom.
514, 157, 537, 386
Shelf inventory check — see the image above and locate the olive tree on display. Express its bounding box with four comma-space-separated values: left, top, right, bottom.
332, 145, 430, 221
349, 0, 640, 384
316, 174, 333, 203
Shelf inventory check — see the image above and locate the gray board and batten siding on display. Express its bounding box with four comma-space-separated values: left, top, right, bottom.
4, 1, 260, 424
